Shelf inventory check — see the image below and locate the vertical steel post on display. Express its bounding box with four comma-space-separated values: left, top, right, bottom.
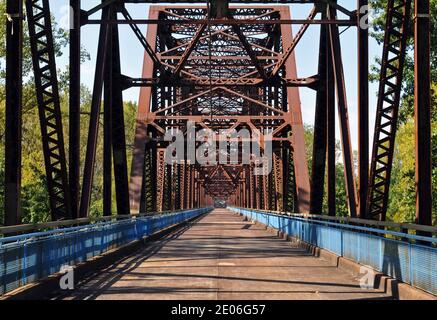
327, 28, 336, 217
194, 172, 199, 207
414, 0, 432, 226
111, 17, 131, 215
165, 164, 172, 210
129, 7, 159, 213
70, 0, 81, 219
358, 0, 369, 218
328, 6, 358, 217
4, 0, 23, 225
103, 5, 113, 216
255, 170, 259, 209
190, 166, 194, 208
310, 10, 328, 214
79, 4, 110, 217
366, 0, 411, 221
280, 6, 311, 213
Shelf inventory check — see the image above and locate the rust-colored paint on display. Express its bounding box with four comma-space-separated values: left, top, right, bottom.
129, 7, 159, 213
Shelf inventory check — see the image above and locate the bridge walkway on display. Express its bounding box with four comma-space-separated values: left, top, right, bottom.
49, 209, 392, 300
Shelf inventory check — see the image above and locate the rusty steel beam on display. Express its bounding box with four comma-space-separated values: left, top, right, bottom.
110, 18, 131, 216
310, 8, 328, 215
79, 4, 111, 218
86, 19, 357, 26
174, 23, 207, 76
180, 162, 186, 209
271, 6, 317, 77
230, 22, 267, 79
140, 141, 157, 213
86, 1, 354, 18
284, 146, 296, 212
414, 0, 432, 227
129, 7, 159, 213
103, 7, 113, 216
280, 6, 311, 213
121, 76, 319, 88
70, 0, 81, 219
186, 164, 192, 209
120, 7, 161, 67
273, 152, 284, 211
326, 25, 336, 217
156, 149, 166, 212
26, 0, 72, 221
328, 6, 358, 217
357, 0, 369, 219
367, 0, 411, 221
4, 0, 23, 225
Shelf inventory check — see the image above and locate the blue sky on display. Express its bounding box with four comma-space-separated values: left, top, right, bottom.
50, 1, 382, 152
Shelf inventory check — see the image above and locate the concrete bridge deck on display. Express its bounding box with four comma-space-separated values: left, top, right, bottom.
50, 209, 393, 300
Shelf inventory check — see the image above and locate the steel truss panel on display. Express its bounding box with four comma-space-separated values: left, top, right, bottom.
129, 5, 310, 210
367, 0, 411, 221
26, 0, 71, 221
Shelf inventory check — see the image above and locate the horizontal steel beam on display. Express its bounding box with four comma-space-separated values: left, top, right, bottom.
85, 19, 357, 26
120, 75, 319, 88
87, 1, 354, 17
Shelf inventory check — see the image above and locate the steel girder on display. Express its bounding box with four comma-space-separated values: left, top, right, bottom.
4, 0, 23, 225
79, 3, 131, 218
129, 5, 311, 212
79, 4, 111, 218
414, 0, 432, 228
70, 0, 81, 219
85, 1, 356, 19
328, 5, 358, 217
140, 141, 157, 213
367, 0, 411, 221
310, 6, 329, 215
26, 0, 72, 221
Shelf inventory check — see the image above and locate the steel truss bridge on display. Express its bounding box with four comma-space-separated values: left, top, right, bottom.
0, 0, 435, 300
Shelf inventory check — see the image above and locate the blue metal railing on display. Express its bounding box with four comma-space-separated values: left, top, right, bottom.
228, 207, 437, 296
0, 208, 211, 296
